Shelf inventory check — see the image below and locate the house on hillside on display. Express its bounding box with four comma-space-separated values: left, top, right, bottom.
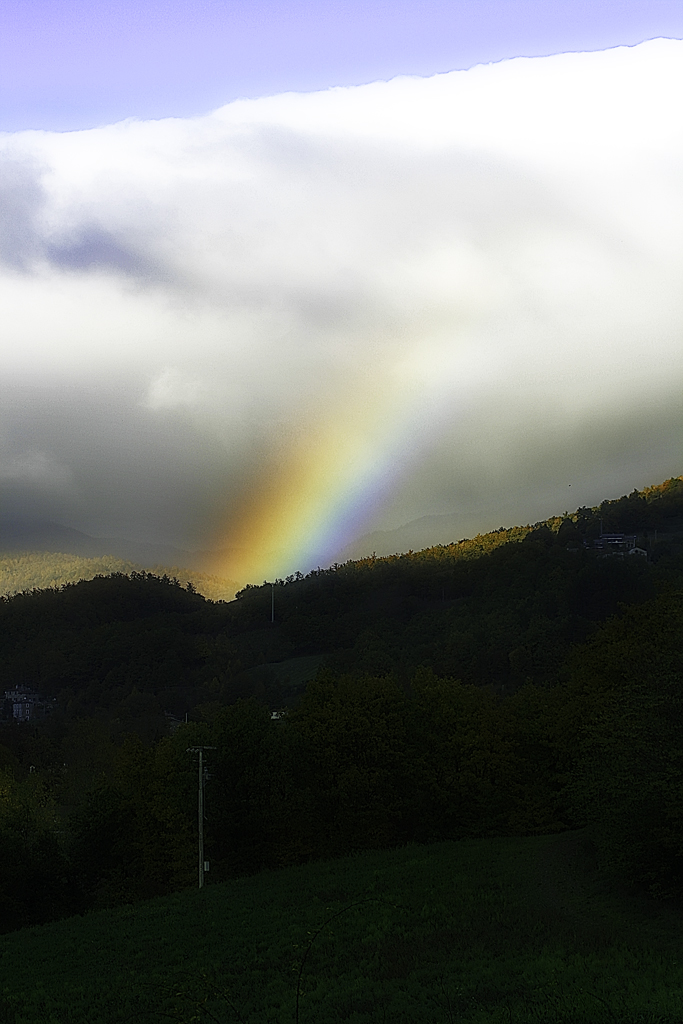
592, 532, 637, 553
589, 533, 647, 558
2, 686, 56, 722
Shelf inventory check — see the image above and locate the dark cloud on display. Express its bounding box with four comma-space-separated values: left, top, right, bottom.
0, 377, 237, 547
44, 224, 160, 278
0, 158, 165, 279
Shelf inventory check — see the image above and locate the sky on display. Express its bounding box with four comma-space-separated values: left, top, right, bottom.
1, 2, 682, 584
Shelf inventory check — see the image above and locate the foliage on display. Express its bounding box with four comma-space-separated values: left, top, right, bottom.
288, 673, 411, 856
0, 766, 74, 933
498, 680, 575, 836
68, 732, 198, 909
0, 571, 228, 734
560, 591, 683, 900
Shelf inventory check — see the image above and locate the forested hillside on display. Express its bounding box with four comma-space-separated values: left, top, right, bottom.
0, 476, 681, 933
0, 550, 239, 602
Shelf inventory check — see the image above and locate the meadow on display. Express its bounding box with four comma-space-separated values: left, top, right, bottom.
2, 827, 682, 1024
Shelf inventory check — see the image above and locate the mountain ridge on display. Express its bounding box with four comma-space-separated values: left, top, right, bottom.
2, 475, 681, 596
0, 518, 219, 569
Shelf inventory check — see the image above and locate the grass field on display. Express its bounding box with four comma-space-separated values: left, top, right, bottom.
1, 828, 682, 1024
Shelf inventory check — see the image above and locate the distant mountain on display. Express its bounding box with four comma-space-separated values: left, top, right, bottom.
0, 518, 222, 572
0, 520, 242, 600
0, 550, 241, 602
336, 477, 683, 561
337, 511, 484, 561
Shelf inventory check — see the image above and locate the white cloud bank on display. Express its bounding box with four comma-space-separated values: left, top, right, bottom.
0, 39, 682, 570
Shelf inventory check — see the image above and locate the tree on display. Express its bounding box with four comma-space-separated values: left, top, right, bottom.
0, 766, 75, 931
562, 592, 683, 899
289, 672, 408, 855
403, 668, 513, 841
69, 732, 196, 908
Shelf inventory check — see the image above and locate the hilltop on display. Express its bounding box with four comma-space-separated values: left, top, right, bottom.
3, 475, 681, 607
0, 476, 681, 728
0, 550, 239, 602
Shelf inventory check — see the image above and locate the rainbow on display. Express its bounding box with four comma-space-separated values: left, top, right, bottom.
212, 341, 477, 586
213, 381, 407, 584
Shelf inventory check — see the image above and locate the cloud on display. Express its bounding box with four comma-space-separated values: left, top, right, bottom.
45, 224, 157, 278
0, 448, 72, 486
0, 154, 163, 281
0, 158, 45, 268
0, 39, 681, 575
145, 367, 203, 411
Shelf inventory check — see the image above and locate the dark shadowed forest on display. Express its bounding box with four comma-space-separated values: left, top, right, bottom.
1, 476, 682, 934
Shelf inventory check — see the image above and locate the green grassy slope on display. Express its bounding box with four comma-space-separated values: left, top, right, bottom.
1, 830, 682, 1024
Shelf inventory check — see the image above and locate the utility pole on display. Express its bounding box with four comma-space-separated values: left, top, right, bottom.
186, 746, 216, 888
271, 582, 275, 623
